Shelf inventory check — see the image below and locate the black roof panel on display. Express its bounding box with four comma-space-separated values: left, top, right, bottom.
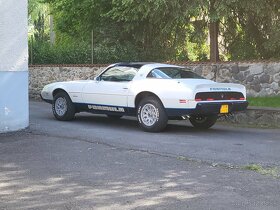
114, 62, 154, 69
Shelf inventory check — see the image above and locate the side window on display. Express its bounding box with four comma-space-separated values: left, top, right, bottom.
100, 66, 138, 82
147, 67, 204, 79
147, 69, 171, 79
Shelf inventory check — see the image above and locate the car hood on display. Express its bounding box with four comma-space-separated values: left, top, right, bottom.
61, 80, 90, 84
42, 80, 91, 92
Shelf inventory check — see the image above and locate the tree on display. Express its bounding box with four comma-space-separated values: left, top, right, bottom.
34, 0, 280, 63
45, 0, 207, 61
218, 0, 280, 60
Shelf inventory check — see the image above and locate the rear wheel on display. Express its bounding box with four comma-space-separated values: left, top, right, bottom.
189, 114, 218, 129
137, 96, 168, 132
52, 92, 75, 121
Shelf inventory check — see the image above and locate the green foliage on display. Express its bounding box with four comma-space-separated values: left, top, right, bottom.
94, 42, 140, 63
28, 0, 49, 28
244, 164, 279, 178
220, 0, 280, 60
42, 0, 199, 62
28, 0, 41, 15
28, 0, 280, 64
33, 12, 49, 42
30, 40, 91, 64
29, 38, 141, 64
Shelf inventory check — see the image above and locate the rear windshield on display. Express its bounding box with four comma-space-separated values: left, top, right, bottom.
147, 67, 204, 79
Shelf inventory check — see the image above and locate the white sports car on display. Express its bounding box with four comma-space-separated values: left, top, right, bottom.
41, 62, 248, 132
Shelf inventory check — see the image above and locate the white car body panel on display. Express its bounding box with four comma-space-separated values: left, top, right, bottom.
41, 63, 248, 117
41, 81, 87, 103
83, 81, 129, 107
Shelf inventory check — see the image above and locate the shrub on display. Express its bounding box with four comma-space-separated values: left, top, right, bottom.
30, 41, 91, 64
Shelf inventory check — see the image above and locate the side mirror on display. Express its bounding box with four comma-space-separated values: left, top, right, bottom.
94, 76, 101, 81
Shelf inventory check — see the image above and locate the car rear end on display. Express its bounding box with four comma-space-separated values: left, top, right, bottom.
189, 83, 248, 115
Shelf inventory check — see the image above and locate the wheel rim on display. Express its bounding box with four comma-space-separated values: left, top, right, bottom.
55, 97, 67, 116
140, 103, 158, 126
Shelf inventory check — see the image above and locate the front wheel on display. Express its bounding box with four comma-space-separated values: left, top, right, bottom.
189, 114, 218, 129
137, 97, 168, 132
52, 92, 75, 121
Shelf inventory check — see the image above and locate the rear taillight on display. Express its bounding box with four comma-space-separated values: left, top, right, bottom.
195, 92, 245, 101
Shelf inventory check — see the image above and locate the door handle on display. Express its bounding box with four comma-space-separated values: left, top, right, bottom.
123, 87, 128, 90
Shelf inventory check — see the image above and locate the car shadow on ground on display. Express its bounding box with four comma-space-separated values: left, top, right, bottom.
72, 113, 233, 135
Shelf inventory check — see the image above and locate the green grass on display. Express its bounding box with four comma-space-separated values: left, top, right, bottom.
247, 97, 280, 108
243, 164, 279, 178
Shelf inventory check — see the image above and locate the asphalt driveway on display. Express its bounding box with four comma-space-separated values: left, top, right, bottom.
0, 101, 279, 209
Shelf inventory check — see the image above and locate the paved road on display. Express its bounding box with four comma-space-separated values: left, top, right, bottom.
31, 101, 280, 167
0, 101, 279, 210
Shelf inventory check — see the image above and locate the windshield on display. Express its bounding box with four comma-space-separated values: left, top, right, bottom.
147, 67, 204, 79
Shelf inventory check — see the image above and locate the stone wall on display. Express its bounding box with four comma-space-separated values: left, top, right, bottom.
29, 62, 280, 99
188, 62, 280, 97
29, 66, 105, 99
219, 107, 280, 128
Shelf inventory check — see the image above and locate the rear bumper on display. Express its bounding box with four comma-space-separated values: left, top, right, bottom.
166, 101, 249, 117
195, 101, 249, 114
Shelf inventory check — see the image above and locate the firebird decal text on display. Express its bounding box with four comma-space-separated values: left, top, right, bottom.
210, 87, 231, 91
88, 105, 125, 113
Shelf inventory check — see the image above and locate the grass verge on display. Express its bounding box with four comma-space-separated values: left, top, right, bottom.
243, 164, 280, 178
247, 97, 280, 108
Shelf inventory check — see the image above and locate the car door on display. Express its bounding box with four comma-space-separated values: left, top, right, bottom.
82, 66, 137, 109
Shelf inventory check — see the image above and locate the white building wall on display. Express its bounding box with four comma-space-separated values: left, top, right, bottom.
0, 0, 29, 132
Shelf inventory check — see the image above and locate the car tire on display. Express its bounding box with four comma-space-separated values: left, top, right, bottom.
52, 91, 75, 121
189, 114, 218, 129
137, 96, 168, 132
107, 114, 123, 120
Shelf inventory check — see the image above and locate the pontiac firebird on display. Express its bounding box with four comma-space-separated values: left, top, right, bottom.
41, 62, 248, 132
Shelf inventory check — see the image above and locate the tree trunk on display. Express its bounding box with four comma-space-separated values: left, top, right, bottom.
209, 0, 219, 62
209, 20, 219, 62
